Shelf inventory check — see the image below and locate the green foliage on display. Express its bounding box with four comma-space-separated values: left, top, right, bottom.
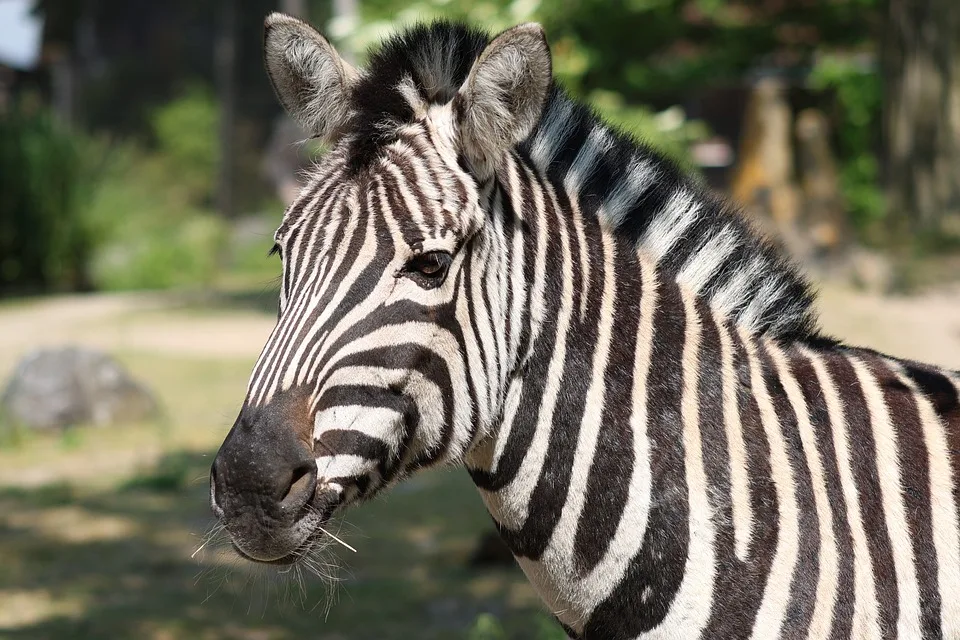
0, 101, 100, 293
84, 89, 226, 291
466, 612, 568, 639
0, 87, 226, 295
84, 149, 226, 290
149, 85, 220, 207
536, 0, 878, 103
467, 613, 507, 640
809, 55, 885, 229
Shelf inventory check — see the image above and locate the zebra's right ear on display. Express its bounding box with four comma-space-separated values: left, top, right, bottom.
263, 12, 358, 141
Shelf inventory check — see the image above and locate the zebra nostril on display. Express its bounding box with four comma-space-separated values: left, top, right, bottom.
279, 461, 317, 515
209, 461, 224, 516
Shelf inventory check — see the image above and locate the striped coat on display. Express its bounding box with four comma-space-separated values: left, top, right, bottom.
210, 14, 960, 639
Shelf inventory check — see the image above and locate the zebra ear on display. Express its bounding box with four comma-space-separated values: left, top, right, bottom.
263, 12, 358, 141
457, 23, 552, 176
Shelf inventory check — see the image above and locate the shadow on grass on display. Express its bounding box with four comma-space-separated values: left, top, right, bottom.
0, 450, 554, 640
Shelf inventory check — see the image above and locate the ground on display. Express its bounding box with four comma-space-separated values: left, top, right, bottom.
0, 282, 958, 639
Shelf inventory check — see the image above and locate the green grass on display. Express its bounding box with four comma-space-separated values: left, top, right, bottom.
0, 345, 554, 639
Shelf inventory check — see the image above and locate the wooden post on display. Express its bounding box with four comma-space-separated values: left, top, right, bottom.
795, 108, 849, 258
730, 77, 804, 255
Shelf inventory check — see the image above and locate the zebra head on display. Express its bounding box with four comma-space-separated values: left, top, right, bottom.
210, 14, 552, 564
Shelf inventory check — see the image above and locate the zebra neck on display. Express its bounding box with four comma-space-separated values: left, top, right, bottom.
465, 165, 652, 519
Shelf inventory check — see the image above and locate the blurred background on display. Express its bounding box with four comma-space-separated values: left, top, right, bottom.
0, 0, 958, 638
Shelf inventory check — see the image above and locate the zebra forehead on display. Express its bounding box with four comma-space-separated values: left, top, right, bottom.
278, 145, 477, 246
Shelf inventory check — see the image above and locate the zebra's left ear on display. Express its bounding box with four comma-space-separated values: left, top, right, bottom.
456, 23, 552, 177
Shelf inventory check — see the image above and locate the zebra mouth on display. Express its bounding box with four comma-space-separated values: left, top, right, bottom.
224, 483, 346, 565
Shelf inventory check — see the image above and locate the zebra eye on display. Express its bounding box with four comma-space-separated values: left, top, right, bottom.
405, 251, 451, 286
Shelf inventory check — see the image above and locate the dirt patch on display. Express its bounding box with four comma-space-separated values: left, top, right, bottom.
816, 282, 960, 369
0, 292, 275, 374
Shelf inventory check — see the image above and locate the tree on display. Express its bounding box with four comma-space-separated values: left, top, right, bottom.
883, 0, 960, 235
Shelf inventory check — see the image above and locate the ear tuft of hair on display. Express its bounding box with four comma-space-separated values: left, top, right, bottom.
263, 12, 357, 141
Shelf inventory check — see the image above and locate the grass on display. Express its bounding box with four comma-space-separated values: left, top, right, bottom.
0, 336, 555, 639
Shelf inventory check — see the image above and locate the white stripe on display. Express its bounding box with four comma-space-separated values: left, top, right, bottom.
601, 157, 656, 228
506, 157, 528, 365
489, 178, 575, 528
313, 405, 405, 453
766, 342, 838, 638
802, 347, 880, 637
744, 331, 798, 639
739, 274, 785, 332
529, 99, 574, 168
849, 355, 921, 637
639, 189, 701, 263
383, 158, 429, 229
678, 226, 739, 295
711, 255, 763, 318
546, 226, 616, 580
252, 184, 358, 404
559, 258, 659, 634
563, 126, 611, 193
716, 317, 753, 561
315, 454, 378, 482
284, 188, 375, 394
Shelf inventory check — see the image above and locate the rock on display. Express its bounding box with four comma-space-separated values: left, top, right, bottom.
1, 347, 158, 430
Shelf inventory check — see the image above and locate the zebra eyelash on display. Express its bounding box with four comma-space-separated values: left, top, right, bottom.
268, 243, 281, 258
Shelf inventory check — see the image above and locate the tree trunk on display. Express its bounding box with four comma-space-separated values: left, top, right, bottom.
730, 78, 805, 257
883, 0, 960, 234
215, 0, 237, 218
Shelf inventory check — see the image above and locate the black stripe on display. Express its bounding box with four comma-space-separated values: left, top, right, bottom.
571, 240, 636, 574
469, 173, 565, 491
497, 200, 604, 560
865, 354, 941, 638
702, 325, 777, 637
584, 276, 688, 638
695, 313, 741, 639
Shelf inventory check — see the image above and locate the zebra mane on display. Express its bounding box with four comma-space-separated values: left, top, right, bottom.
346, 21, 819, 340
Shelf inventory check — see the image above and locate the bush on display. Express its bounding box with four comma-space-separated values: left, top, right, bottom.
0, 100, 101, 293
84, 88, 227, 291
84, 144, 226, 291
809, 55, 886, 232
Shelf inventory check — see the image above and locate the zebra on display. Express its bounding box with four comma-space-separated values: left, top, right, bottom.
209, 12, 960, 639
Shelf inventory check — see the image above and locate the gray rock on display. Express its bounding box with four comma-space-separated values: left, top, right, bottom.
1, 347, 158, 430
